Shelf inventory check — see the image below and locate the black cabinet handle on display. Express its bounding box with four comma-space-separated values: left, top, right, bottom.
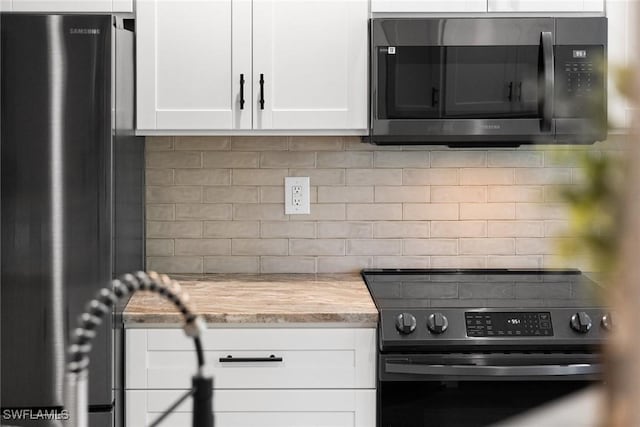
517, 81, 523, 102
239, 74, 245, 110
431, 88, 439, 107
259, 73, 265, 110
507, 81, 514, 101
219, 354, 282, 363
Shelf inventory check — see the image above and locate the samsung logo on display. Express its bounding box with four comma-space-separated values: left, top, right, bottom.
482, 124, 501, 130
69, 28, 101, 35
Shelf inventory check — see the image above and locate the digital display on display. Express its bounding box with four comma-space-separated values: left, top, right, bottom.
573, 50, 587, 58
466, 312, 553, 337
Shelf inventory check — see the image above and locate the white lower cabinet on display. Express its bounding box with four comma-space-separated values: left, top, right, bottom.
125, 327, 377, 427
127, 389, 376, 427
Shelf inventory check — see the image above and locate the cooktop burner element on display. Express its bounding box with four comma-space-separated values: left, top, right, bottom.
361, 269, 608, 353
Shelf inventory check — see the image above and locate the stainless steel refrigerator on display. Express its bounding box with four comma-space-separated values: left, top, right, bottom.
0, 14, 144, 427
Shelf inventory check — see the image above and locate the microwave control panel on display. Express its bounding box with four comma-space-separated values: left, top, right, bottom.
564, 58, 594, 97
555, 45, 604, 117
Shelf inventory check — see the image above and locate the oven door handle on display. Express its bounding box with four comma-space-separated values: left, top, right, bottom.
385, 362, 601, 377
540, 31, 554, 132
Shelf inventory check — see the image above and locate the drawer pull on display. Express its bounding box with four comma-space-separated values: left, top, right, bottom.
219, 354, 283, 363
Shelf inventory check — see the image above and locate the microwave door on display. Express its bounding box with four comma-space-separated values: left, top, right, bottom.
442, 45, 542, 120
514, 46, 543, 118
377, 45, 443, 120
443, 46, 518, 118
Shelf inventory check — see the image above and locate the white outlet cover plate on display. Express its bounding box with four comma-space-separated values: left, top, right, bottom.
285, 177, 310, 215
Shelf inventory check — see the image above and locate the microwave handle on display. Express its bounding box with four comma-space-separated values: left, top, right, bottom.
385, 361, 601, 378
540, 31, 554, 132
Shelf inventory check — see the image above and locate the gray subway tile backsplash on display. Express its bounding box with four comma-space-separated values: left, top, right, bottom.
145, 136, 616, 273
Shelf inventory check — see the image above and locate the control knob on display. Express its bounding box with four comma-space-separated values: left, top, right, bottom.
427, 312, 449, 334
601, 313, 614, 331
570, 312, 593, 334
395, 312, 417, 334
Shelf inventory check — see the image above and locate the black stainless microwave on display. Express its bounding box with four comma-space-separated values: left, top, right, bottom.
369, 17, 607, 146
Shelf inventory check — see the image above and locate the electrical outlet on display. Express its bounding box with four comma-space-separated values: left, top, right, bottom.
285, 177, 310, 215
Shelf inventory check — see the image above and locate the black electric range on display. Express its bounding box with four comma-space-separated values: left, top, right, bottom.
361, 268, 608, 427
362, 268, 608, 353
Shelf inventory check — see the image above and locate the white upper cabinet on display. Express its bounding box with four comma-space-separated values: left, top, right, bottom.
488, 0, 604, 12
252, 0, 368, 130
372, 0, 486, 13
137, 0, 250, 130
112, 0, 133, 12
607, 0, 637, 129
584, 0, 606, 11
9, 0, 133, 12
136, 0, 368, 133
372, 0, 605, 13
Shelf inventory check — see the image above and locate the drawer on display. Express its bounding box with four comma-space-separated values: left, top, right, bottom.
125, 328, 376, 390
126, 389, 375, 427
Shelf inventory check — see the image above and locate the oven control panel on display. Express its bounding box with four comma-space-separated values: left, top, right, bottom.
379, 308, 606, 352
465, 311, 553, 337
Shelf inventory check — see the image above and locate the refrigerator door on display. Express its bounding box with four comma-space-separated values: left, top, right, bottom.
112, 19, 144, 427
1, 13, 113, 416
113, 19, 144, 279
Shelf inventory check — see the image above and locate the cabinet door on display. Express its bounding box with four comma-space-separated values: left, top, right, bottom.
127, 389, 376, 427
252, 0, 368, 130
488, 0, 603, 12
0, 0, 10, 11
137, 0, 251, 130
112, 0, 133, 12
11, 0, 112, 11
607, 0, 635, 129
372, 0, 486, 13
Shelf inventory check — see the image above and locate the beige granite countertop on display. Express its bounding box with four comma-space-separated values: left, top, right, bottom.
123, 274, 378, 326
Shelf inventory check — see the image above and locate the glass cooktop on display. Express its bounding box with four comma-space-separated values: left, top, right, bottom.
361, 269, 604, 310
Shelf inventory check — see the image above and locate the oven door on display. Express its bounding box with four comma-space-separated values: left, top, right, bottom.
371, 18, 555, 144
378, 353, 601, 427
